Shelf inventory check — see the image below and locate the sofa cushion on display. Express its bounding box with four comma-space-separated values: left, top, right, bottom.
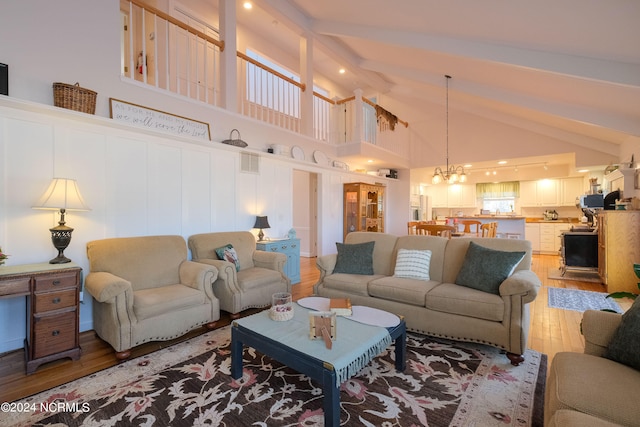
393, 248, 432, 280
368, 276, 440, 306
134, 284, 206, 321
604, 297, 640, 370
215, 244, 241, 271
547, 352, 640, 426
425, 283, 505, 321
236, 267, 284, 290
323, 273, 384, 296
455, 241, 526, 294
333, 241, 375, 275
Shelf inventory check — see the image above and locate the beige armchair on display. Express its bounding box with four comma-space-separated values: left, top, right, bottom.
188, 231, 291, 317
85, 235, 220, 359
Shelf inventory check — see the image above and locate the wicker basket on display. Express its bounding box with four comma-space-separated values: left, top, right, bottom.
53, 82, 97, 114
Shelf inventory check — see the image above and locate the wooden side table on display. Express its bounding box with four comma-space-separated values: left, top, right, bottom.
0, 262, 82, 374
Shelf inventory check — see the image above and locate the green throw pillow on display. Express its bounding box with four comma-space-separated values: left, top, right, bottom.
214, 244, 240, 272
605, 297, 640, 371
333, 241, 375, 275
455, 241, 526, 294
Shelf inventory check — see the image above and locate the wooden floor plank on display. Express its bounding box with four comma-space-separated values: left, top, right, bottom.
0, 253, 624, 403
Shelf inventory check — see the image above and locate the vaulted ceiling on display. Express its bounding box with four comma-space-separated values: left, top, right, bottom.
237, 0, 640, 180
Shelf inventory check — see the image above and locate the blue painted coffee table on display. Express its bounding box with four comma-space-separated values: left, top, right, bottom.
231, 304, 406, 427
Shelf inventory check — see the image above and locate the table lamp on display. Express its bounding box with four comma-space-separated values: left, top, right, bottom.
32, 178, 91, 264
253, 215, 270, 242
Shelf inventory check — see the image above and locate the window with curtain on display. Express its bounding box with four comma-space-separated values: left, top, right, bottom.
475, 181, 520, 199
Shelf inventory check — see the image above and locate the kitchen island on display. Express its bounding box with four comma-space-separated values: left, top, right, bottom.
446, 216, 526, 238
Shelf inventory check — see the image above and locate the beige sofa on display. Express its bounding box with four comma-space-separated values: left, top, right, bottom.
545, 309, 640, 426
314, 232, 541, 365
85, 235, 220, 359
188, 231, 291, 317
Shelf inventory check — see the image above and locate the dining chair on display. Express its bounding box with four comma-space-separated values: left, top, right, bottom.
460, 220, 482, 235
481, 222, 498, 237
416, 224, 457, 238
407, 221, 420, 235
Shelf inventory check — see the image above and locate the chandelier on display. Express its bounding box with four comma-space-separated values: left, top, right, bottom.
432, 75, 467, 184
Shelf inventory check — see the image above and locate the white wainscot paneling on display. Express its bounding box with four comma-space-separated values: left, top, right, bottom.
212, 150, 240, 230
181, 148, 213, 236
106, 136, 149, 237
147, 144, 183, 236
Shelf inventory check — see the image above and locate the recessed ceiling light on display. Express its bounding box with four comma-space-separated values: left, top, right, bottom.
464, 164, 472, 168
339, 68, 346, 74
367, 159, 373, 163
498, 160, 507, 165
243, 1, 253, 10
578, 169, 589, 173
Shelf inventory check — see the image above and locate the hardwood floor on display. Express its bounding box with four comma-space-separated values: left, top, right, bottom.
0, 253, 628, 404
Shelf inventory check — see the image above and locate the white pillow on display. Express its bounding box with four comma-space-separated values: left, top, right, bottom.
393, 248, 432, 280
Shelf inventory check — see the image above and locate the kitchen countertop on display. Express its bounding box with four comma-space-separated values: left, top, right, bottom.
525, 217, 579, 223
448, 215, 525, 220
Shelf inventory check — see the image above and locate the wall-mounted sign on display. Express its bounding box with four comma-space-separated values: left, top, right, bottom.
109, 98, 210, 141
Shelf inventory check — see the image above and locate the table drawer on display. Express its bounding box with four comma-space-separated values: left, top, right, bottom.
33, 311, 77, 359
0, 278, 30, 297
34, 288, 77, 313
34, 272, 78, 292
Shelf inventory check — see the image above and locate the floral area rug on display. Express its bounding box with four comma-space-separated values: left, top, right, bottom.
547, 287, 623, 313
4, 327, 546, 427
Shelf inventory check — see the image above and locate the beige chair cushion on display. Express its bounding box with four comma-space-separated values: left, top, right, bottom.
134, 284, 206, 321
546, 352, 640, 426
425, 283, 505, 322
237, 267, 283, 290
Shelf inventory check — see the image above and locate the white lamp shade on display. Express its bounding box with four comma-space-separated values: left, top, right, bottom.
32, 178, 91, 211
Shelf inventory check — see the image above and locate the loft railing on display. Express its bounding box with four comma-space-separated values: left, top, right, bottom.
122, 0, 223, 106
121, 0, 406, 149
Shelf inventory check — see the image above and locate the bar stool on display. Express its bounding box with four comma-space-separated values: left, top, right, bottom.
460, 220, 482, 235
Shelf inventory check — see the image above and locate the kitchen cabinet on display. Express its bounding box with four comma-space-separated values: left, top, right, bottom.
559, 177, 585, 206
426, 184, 448, 207
0, 262, 82, 374
256, 238, 301, 284
539, 223, 557, 253
343, 182, 385, 239
520, 179, 559, 207
598, 211, 640, 293
447, 184, 477, 207
525, 223, 540, 252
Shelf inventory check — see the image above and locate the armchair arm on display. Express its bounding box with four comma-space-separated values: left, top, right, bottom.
499, 270, 541, 304
179, 260, 219, 301
85, 272, 133, 303
253, 250, 287, 273
582, 309, 623, 357
193, 258, 241, 293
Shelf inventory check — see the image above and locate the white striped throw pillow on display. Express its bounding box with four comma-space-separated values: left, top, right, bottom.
393, 248, 432, 280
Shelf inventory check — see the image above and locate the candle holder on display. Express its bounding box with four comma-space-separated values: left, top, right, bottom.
269, 292, 294, 321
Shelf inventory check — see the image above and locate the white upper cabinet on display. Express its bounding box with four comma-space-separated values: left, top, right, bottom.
520, 179, 559, 207
447, 184, 477, 207
559, 177, 585, 206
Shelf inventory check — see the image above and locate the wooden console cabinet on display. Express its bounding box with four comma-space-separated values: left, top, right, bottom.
598, 211, 640, 294
343, 182, 385, 239
0, 262, 82, 374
